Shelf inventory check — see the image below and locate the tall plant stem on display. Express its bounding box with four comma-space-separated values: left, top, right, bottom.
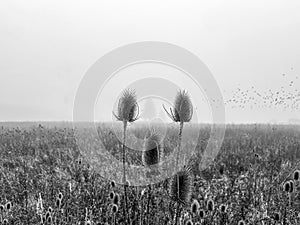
122, 121, 129, 224
174, 121, 184, 225
146, 184, 152, 225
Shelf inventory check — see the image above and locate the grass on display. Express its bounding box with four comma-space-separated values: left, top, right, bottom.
0, 123, 300, 224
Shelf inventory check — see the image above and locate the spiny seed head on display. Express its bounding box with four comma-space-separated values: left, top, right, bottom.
164, 90, 193, 123
199, 209, 205, 218
219, 204, 227, 213
142, 132, 163, 167
110, 180, 116, 188
294, 170, 300, 181
219, 164, 225, 175
238, 220, 245, 225
113, 89, 139, 122
3, 219, 8, 225
58, 192, 63, 200
6, 201, 11, 211
56, 198, 61, 208
113, 193, 119, 205
112, 204, 118, 214
274, 212, 280, 221
0, 204, 4, 211
185, 219, 193, 225
46, 210, 51, 219
207, 199, 214, 211
191, 199, 200, 215
109, 191, 115, 200
289, 180, 294, 193
47, 215, 52, 223
169, 166, 193, 205
48, 206, 52, 213
284, 181, 290, 192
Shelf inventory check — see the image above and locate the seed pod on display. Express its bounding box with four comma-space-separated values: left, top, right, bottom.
284, 181, 290, 192
58, 192, 63, 200
113, 89, 139, 122
112, 204, 118, 214
109, 191, 115, 200
5, 201, 11, 211
238, 220, 245, 225
113, 193, 119, 205
289, 180, 294, 193
191, 199, 200, 215
219, 204, 227, 213
199, 209, 205, 219
185, 219, 193, 225
169, 166, 193, 205
207, 199, 214, 211
111, 180, 116, 188
274, 212, 280, 221
294, 170, 300, 181
163, 90, 193, 123
142, 132, 163, 167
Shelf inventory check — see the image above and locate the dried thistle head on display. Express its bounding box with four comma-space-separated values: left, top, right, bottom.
238, 220, 245, 225
289, 180, 294, 193
191, 199, 200, 215
169, 166, 193, 205
185, 219, 193, 225
113, 193, 119, 205
112, 204, 118, 214
219, 204, 227, 213
142, 132, 163, 167
199, 209, 205, 219
113, 89, 139, 122
294, 170, 300, 181
207, 198, 214, 211
164, 90, 193, 123
284, 181, 290, 192
109, 191, 115, 200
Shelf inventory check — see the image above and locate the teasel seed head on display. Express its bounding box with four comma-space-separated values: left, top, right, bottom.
169, 166, 193, 205
284, 181, 290, 192
191, 199, 200, 215
109, 191, 115, 200
163, 90, 193, 123
199, 209, 205, 219
3, 219, 8, 225
207, 198, 214, 211
5, 201, 11, 211
274, 212, 280, 221
238, 220, 245, 225
142, 132, 163, 167
219, 204, 227, 213
113, 89, 139, 123
113, 193, 119, 205
185, 219, 193, 225
110, 180, 116, 188
294, 170, 300, 181
58, 192, 63, 200
289, 180, 294, 193
112, 204, 118, 214
56, 197, 61, 209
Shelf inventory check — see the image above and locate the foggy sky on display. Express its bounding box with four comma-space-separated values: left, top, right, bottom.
1, 0, 300, 123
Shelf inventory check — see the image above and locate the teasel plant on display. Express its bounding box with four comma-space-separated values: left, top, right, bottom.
163, 90, 193, 224
112, 88, 139, 224
142, 131, 163, 225
168, 165, 193, 225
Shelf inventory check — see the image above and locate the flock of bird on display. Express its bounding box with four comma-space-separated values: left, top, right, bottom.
211, 67, 300, 112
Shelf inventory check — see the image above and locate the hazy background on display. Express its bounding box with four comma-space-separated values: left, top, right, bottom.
1, 0, 300, 124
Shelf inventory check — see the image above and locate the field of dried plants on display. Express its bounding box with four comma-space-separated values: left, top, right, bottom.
0, 123, 300, 225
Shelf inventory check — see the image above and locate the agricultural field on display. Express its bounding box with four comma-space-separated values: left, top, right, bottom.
0, 122, 300, 224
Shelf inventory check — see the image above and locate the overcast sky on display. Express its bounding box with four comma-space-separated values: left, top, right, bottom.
1, 0, 300, 123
